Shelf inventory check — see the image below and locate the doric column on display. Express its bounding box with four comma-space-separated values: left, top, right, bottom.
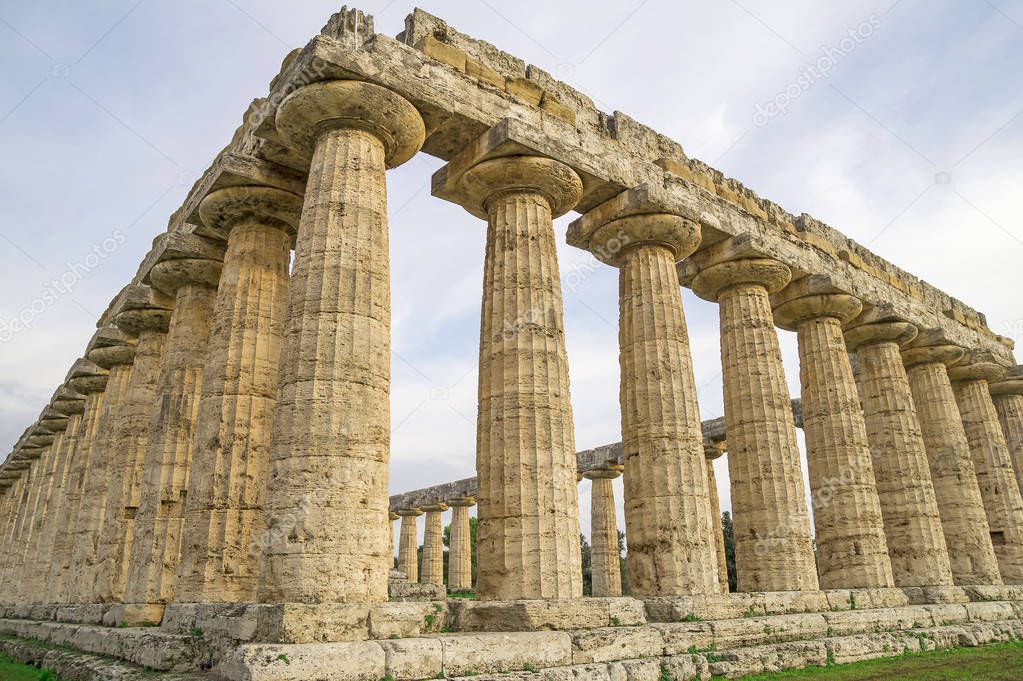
949, 358, 1023, 584
990, 366, 1023, 497
903, 341, 1001, 584
175, 186, 301, 604
94, 288, 173, 603
41, 387, 86, 602
704, 442, 730, 594
389, 512, 399, 569
584, 465, 624, 597
446, 497, 475, 592
690, 258, 818, 592
124, 244, 223, 609
396, 508, 422, 583
260, 80, 425, 604
772, 285, 894, 589
436, 152, 583, 601
11, 425, 57, 601
843, 319, 953, 588
23, 413, 70, 602
567, 195, 718, 596
68, 337, 133, 603
0, 473, 31, 601
420, 503, 447, 586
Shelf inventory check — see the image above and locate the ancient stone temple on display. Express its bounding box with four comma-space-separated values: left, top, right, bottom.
1, 7, 1022, 681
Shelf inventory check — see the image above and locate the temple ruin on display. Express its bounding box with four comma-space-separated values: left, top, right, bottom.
1, 6, 1023, 680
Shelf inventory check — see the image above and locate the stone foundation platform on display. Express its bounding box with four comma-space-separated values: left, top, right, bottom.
0, 588, 1021, 680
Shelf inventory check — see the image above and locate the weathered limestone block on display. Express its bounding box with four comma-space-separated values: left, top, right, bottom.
773, 287, 894, 590
447, 496, 475, 592
68, 339, 133, 603
176, 185, 301, 604
950, 360, 1023, 584
690, 258, 817, 593
903, 341, 1002, 585
124, 253, 222, 608
437, 153, 583, 600
396, 508, 422, 583
705, 442, 729, 594
844, 319, 954, 587
218, 641, 385, 681
378, 637, 443, 680
94, 290, 173, 603
262, 80, 425, 604
570, 626, 664, 664
990, 366, 1023, 497
570, 201, 718, 596
447, 598, 644, 632
585, 466, 623, 597
440, 631, 573, 676
420, 503, 447, 586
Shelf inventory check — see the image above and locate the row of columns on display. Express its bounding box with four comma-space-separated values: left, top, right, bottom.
2, 73, 1023, 610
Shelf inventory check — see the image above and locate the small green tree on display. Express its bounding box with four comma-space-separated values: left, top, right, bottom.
721, 511, 737, 593
580, 533, 593, 595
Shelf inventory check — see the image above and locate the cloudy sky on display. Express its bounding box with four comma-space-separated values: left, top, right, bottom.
1, 0, 1021, 546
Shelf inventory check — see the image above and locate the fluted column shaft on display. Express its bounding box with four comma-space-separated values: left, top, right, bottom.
691, 260, 817, 593
175, 210, 294, 603
447, 499, 474, 592
95, 325, 168, 603
780, 300, 893, 589
905, 349, 1001, 585
263, 79, 424, 604
23, 432, 68, 602
125, 275, 219, 606
618, 237, 718, 595
0, 475, 30, 600
991, 373, 1023, 497
587, 469, 623, 597
420, 505, 446, 586
704, 448, 729, 594
10, 443, 52, 601
952, 370, 1023, 584
397, 510, 420, 582
68, 367, 130, 603
847, 325, 953, 587
42, 412, 82, 601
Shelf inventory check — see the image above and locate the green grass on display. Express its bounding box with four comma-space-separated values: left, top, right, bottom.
732, 640, 1023, 680
0, 652, 58, 680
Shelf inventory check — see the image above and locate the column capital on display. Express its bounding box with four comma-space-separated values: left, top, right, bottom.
66, 358, 109, 394
150, 258, 223, 296
396, 507, 423, 517
446, 496, 477, 507
772, 275, 863, 330
902, 343, 964, 369
583, 463, 624, 480
948, 359, 1005, 384
690, 257, 791, 302
114, 285, 175, 336
450, 155, 583, 220
844, 320, 918, 352
198, 186, 304, 241
567, 186, 702, 265
703, 440, 727, 460
51, 385, 85, 416
274, 79, 425, 167
85, 326, 137, 369
990, 366, 1023, 397
421, 502, 449, 513
389, 512, 399, 522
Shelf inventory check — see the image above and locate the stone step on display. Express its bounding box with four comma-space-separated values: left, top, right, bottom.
0, 635, 209, 680
0, 617, 203, 672
212, 601, 1023, 680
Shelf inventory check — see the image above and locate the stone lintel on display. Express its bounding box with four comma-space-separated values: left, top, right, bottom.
432, 117, 622, 217
566, 183, 700, 250
240, 19, 1006, 360
151, 231, 226, 265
